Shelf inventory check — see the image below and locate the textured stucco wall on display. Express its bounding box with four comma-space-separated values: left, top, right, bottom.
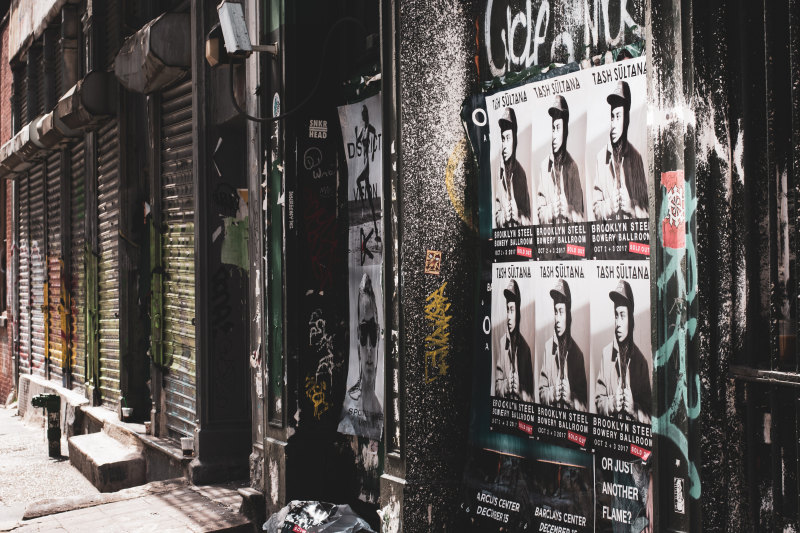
397, 0, 479, 528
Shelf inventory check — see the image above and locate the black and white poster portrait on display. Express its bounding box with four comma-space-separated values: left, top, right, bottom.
337, 264, 385, 441
337, 93, 385, 441
532, 262, 592, 448
590, 262, 652, 423
491, 263, 536, 403
530, 79, 588, 226
584, 56, 649, 260
487, 86, 535, 231
489, 262, 537, 435
534, 263, 590, 413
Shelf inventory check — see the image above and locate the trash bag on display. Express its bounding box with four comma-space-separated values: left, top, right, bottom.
263, 500, 376, 533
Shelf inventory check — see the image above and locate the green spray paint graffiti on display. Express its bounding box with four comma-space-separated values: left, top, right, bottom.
653, 170, 701, 500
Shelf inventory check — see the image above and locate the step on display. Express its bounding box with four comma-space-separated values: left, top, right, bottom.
68, 432, 146, 493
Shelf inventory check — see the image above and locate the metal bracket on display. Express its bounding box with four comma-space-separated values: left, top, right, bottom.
252, 42, 279, 57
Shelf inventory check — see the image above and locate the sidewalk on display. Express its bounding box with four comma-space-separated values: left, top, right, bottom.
0, 403, 98, 530
0, 405, 254, 533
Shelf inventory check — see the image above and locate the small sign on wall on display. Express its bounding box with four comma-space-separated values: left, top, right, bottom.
425, 250, 442, 275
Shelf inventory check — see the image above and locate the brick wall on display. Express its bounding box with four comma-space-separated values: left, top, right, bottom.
0, 17, 9, 145
0, 17, 13, 404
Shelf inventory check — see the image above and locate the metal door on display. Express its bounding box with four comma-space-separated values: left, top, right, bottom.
97, 120, 121, 407
28, 163, 46, 378
70, 141, 86, 389
18, 174, 30, 374
160, 78, 196, 438
46, 151, 62, 382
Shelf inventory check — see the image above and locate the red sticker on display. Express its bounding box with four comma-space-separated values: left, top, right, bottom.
518, 421, 533, 435
567, 431, 587, 447
661, 171, 685, 249
566, 244, 585, 257
293, 526, 307, 533
629, 242, 650, 255
516, 246, 532, 258
630, 444, 652, 462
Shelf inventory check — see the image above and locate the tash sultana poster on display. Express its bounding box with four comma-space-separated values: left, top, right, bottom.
461, 52, 655, 532
337, 92, 385, 442
534, 262, 591, 450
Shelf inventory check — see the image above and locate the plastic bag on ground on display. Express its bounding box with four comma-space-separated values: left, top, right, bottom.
263, 500, 376, 533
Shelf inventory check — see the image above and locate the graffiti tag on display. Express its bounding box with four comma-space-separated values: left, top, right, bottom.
305, 375, 331, 419
482, 0, 643, 79
424, 282, 452, 383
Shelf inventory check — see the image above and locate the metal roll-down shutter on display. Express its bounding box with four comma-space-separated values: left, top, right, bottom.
28, 163, 46, 378
97, 120, 121, 407
46, 151, 63, 382
160, 78, 196, 437
18, 174, 30, 374
70, 140, 86, 389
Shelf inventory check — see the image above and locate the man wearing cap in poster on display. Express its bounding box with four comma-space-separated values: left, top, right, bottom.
537, 96, 585, 225
495, 108, 533, 228
539, 280, 588, 411
592, 80, 648, 220
495, 279, 534, 402
595, 280, 652, 423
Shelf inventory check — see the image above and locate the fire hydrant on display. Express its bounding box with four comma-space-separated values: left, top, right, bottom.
31, 394, 61, 457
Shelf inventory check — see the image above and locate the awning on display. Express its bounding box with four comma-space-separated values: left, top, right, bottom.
34, 111, 81, 150
0, 127, 34, 178
114, 12, 191, 94
0, 71, 116, 178
54, 71, 117, 131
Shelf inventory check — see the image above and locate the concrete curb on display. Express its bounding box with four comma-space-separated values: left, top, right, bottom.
22, 477, 186, 519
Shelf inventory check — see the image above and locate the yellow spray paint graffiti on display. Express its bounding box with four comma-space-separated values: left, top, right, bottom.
305, 375, 331, 419
59, 257, 72, 370
424, 282, 452, 383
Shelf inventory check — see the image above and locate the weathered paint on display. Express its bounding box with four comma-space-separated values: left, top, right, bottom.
221, 216, 250, 271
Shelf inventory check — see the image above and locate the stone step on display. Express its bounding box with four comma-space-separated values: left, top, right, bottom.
68, 432, 146, 493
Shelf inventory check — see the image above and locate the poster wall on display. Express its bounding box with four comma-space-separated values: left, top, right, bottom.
463, 55, 654, 532
337, 93, 385, 441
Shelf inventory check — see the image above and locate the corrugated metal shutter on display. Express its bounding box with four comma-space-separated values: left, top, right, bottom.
160, 79, 196, 437
97, 120, 121, 406
18, 174, 30, 374
29, 163, 46, 378
104, 0, 121, 70
70, 141, 86, 389
47, 151, 62, 382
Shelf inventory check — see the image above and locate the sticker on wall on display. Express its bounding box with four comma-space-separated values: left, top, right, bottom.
661, 170, 685, 249
272, 93, 280, 117
425, 249, 442, 275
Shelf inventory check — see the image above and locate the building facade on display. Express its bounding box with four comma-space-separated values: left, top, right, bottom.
0, 1, 798, 532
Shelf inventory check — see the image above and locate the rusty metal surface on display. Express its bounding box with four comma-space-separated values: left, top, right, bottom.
70, 140, 86, 390
28, 162, 46, 379
96, 119, 121, 407
160, 78, 197, 438
18, 173, 30, 375
46, 150, 62, 383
